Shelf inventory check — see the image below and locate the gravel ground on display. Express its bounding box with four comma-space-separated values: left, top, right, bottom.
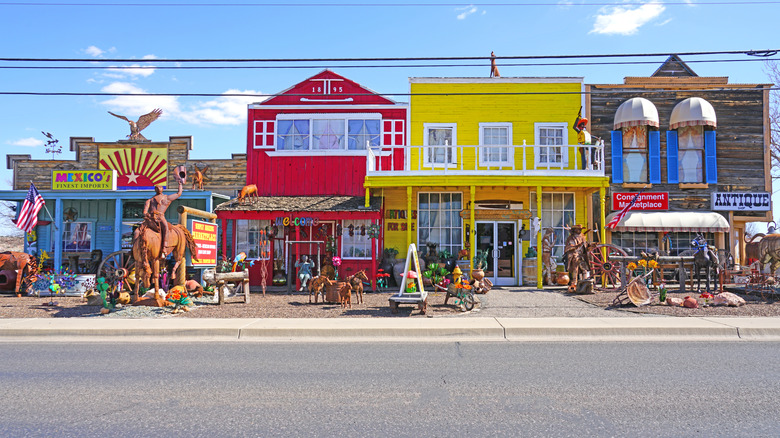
1, 285, 778, 318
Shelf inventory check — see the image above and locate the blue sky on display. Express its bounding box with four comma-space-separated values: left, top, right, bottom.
1, 0, 779, 235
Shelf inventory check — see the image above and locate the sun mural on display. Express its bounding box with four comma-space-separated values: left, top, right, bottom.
98, 147, 168, 189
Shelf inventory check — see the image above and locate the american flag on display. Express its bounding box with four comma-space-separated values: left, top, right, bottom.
607, 190, 643, 230
15, 183, 45, 234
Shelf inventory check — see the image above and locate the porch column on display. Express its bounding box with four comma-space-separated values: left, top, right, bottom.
114, 198, 122, 252
221, 218, 228, 261
365, 187, 370, 208
54, 198, 63, 271
536, 186, 543, 289
470, 186, 476, 274
406, 186, 413, 248
371, 222, 377, 290
599, 187, 606, 244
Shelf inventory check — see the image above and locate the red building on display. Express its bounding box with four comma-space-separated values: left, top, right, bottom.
215, 70, 407, 288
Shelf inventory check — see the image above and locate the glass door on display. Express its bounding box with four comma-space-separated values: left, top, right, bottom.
475, 221, 517, 286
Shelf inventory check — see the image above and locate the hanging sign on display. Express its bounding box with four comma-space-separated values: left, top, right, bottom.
274, 216, 319, 226
52, 170, 116, 190
612, 192, 668, 211
189, 220, 218, 267
711, 192, 771, 211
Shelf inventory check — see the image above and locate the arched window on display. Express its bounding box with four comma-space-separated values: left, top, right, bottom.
611, 98, 661, 184
667, 97, 718, 184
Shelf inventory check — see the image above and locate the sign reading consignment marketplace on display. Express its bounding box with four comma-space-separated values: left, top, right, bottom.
711, 192, 771, 211
52, 170, 117, 190
189, 220, 218, 267
612, 192, 668, 211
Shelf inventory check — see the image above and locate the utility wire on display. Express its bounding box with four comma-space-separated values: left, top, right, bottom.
1, 49, 778, 63
2, 1, 779, 6
0, 58, 776, 71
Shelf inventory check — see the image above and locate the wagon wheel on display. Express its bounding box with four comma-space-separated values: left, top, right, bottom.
97, 250, 134, 291
461, 292, 475, 311
587, 244, 628, 293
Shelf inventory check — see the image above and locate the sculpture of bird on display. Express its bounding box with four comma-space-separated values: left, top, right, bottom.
108, 108, 163, 142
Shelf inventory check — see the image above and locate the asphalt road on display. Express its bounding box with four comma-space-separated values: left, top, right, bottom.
1, 341, 778, 437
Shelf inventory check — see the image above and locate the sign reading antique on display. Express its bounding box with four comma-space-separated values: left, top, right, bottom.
52, 170, 117, 190
190, 220, 218, 267
612, 192, 668, 210
712, 192, 771, 211
274, 216, 319, 226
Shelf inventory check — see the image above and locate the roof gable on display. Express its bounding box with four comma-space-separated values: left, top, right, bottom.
651, 55, 698, 77
260, 70, 397, 106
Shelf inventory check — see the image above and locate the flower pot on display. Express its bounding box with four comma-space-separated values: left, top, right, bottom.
555, 272, 570, 286
471, 268, 485, 281
325, 281, 346, 303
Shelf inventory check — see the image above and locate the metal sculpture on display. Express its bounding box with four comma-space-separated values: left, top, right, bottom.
563, 224, 590, 293
191, 164, 209, 190
344, 269, 369, 305
691, 234, 719, 292
541, 227, 556, 285
0, 251, 39, 295
131, 180, 198, 301
108, 108, 163, 141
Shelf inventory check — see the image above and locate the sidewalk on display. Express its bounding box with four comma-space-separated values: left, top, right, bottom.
2, 317, 780, 342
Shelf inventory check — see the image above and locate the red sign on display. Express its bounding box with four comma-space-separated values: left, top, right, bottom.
612, 192, 668, 211
190, 220, 218, 267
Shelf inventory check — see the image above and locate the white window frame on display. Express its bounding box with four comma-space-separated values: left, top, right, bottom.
272, 113, 382, 156
416, 191, 464, 257
60, 221, 94, 253
253, 120, 275, 149
530, 192, 575, 263
478, 122, 513, 166
236, 219, 272, 260
534, 122, 569, 167
340, 219, 372, 260
423, 123, 458, 168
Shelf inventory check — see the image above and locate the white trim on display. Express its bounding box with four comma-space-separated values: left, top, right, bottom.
249, 104, 407, 110
416, 191, 465, 256
276, 112, 382, 120
267, 150, 370, 157
253, 120, 275, 149
275, 114, 383, 152
478, 122, 513, 166
423, 123, 458, 168
410, 77, 584, 84
534, 122, 569, 167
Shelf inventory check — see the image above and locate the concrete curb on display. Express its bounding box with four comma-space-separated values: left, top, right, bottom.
0, 317, 779, 342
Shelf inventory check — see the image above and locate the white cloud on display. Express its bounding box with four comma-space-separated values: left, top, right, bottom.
456, 5, 479, 20
104, 54, 157, 78
84, 45, 116, 57
8, 137, 44, 147
590, 3, 666, 35
101, 83, 262, 127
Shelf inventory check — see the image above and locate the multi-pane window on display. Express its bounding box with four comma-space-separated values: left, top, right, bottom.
61, 222, 92, 252
418, 192, 462, 257
610, 231, 657, 257
530, 192, 575, 263
536, 123, 566, 165
622, 125, 648, 183
277, 117, 380, 151
236, 220, 271, 259
677, 125, 704, 183
480, 123, 511, 165
424, 124, 456, 165
341, 220, 372, 259
667, 232, 714, 257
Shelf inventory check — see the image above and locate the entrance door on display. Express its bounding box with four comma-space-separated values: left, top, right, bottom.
475, 221, 517, 286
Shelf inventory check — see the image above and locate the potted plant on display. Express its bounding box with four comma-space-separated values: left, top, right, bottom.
423, 263, 449, 289
472, 249, 489, 281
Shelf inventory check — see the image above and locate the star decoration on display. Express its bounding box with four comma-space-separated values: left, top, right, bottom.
126, 172, 140, 184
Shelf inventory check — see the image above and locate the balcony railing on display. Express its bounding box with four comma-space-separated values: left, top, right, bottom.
366, 140, 605, 177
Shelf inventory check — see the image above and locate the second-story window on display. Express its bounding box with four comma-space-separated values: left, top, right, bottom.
535, 123, 567, 166
276, 115, 381, 152
622, 125, 648, 183
677, 126, 704, 183
479, 123, 512, 165
423, 123, 456, 166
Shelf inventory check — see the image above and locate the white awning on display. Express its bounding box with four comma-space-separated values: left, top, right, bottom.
613, 97, 660, 130
669, 97, 717, 130
606, 211, 730, 233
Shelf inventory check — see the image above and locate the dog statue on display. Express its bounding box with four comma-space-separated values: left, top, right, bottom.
339, 282, 352, 309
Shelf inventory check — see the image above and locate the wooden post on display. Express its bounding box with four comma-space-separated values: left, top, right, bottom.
470, 186, 476, 275
406, 186, 413, 248
536, 186, 543, 289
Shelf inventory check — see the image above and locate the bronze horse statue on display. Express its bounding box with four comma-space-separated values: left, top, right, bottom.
345, 269, 369, 305
0, 251, 39, 295
131, 222, 198, 302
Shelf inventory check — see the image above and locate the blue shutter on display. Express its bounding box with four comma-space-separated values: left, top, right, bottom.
648, 130, 661, 184
666, 131, 679, 184
705, 130, 717, 183
611, 130, 623, 184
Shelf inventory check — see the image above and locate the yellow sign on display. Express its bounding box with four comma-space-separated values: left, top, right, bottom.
52, 170, 117, 190
98, 146, 168, 190
190, 220, 218, 267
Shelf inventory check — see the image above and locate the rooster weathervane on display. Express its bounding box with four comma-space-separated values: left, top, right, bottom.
108, 108, 162, 142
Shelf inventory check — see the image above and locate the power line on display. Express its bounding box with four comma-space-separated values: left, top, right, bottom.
0, 58, 776, 71
1, 88, 775, 98
2, 1, 779, 6
1, 49, 778, 64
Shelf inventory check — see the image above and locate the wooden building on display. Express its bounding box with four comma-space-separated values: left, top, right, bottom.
589, 55, 772, 263
2, 136, 244, 271
215, 70, 407, 288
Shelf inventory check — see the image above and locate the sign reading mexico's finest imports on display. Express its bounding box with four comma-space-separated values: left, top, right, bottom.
712, 192, 771, 211
612, 192, 668, 210
190, 220, 218, 267
52, 170, 117, 190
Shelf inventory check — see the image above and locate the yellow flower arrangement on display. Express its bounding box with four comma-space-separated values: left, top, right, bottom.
648, 259, 658, 269
638, 259, 647, 267
627, 262, 637, 271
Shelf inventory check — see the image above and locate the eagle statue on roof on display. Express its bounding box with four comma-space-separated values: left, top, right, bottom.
108, 108, 163, 142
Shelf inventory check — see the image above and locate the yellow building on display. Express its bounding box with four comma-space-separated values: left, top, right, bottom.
364, 77, 609, 288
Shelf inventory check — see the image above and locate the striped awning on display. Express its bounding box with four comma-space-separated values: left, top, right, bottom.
613, 97, 660, 130
669, 97, 717, 130
606, 211, 729, 233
